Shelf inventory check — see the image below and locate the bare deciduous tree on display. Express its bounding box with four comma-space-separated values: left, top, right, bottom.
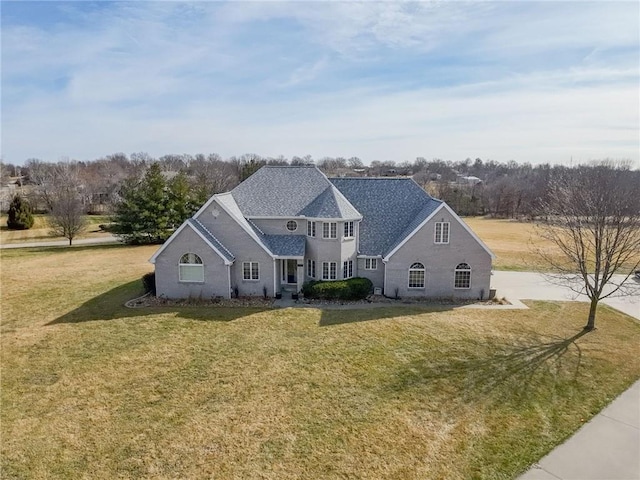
536, 162, 640, 330
47, 162, 88, 245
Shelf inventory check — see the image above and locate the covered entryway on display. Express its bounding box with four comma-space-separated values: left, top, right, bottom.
282, 259, 298, 285
276, 257, 305, 296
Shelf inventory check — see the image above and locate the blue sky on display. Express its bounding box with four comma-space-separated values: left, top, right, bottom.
2, 1, 639, 166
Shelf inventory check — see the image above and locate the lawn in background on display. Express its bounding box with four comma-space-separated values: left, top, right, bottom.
0, 214, 112, 244
2, 245, 639, 479
464, 217, 562, 271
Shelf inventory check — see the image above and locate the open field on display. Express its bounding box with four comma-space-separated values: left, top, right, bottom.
0, 214, 113, 244
464, 217, 563, 271
2, 245, 640, 479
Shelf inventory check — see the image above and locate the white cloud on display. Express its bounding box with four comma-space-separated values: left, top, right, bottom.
1, 1, 638, 165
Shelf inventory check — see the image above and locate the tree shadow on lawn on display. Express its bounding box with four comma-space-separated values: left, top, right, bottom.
47, 280, 273, 326
386, 328, 589, 404
318, 304, 456, 326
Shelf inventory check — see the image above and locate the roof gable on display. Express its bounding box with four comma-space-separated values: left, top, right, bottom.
149, 218, 234, 265
231, 166, 333, 217
299, 185, 361, 219
330, 177, 441, 256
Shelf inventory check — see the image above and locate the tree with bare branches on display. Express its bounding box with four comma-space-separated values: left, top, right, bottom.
47, 162, 88, 245
536, 162, 640, 330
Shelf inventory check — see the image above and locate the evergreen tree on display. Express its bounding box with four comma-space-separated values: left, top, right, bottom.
7, 194, 35, 230
167, 172, 198, 228
114, 163, 196, 244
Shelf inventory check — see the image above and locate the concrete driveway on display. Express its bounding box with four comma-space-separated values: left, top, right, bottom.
492, 271, 640, 320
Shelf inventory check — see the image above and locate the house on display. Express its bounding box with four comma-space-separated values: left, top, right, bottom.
150, 165, 495, 300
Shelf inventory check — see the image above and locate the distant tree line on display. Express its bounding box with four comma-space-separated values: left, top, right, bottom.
1, 153, 637, 231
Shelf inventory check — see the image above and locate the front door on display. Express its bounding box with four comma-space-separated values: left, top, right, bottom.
282, 259, 297, 284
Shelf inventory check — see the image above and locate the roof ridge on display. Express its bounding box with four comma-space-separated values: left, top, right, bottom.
191, 218, 235, 259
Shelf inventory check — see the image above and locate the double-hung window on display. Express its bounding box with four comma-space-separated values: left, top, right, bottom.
307, 221, 316, 237
323, 222, 337, 239
365, 258, 377, 270
179, 253, 204, 282
243, 262, 259, 281
343, 260, 353, 279
434, 222, 450, 244
343, 221, 354, 239
322, 262, 337, 280
307, 259, 316, 278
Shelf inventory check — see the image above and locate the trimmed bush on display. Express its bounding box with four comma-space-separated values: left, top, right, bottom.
142, 272, 156, 295
302, 277, 373, 301
7, 194, 34, 230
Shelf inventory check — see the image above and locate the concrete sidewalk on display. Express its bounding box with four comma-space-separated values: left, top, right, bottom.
0, 235, 119, 249
519, 380, 640, 480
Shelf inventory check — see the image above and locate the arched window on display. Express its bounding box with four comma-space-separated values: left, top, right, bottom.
454, 263, 471, 289
408, 262, 425, 288
179, 253, 204, 282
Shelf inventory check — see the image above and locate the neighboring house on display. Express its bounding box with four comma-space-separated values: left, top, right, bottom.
150, 166, 495, 300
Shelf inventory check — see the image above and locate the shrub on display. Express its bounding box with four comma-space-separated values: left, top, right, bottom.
302, 277, 373, 301
142, 272, 156, 295
7, 194, 34, 230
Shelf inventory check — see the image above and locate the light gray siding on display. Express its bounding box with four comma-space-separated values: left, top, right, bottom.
385, 209, 492, 299
357, 258, 384, 290
251, 218, 305, 235
155, 226, 230, 299
198, 199, 276, 297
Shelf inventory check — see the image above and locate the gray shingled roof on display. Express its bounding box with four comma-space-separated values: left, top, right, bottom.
188, 218, 235, 262
263, 235, 306, 257
330, 177, 442, 256
299, 185, 361, 219
232, 166, 334, 217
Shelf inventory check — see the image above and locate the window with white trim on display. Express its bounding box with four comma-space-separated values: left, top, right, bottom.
323, 222, 337, 239
322, 261, 337, 280
343, 260, 353, 279
307, 259, 316, 278
307, 221, 316, 237
454, 263, 471, 289
408, 262, 425, 288
179, 253, 204, 282
286, 220, 297, 232
435, 222, 450, 244
343, 221, 354, 238
242, 262, 259, 281
365, 258, 377, 270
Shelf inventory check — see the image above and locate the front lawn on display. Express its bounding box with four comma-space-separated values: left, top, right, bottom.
2, 245, 639, 479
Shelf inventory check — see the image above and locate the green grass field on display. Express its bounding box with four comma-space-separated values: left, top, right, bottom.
2, 245, 639, 479
0, 214, 112, 244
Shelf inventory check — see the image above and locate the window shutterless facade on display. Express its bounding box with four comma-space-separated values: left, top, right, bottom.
179, 253, 204, 282
323, 222, 337, 239
343, 221, 354, 238
307, 259, 316, 278
454, 263, 471, 289
343, 260, 353, 279
307, 221, 316, 237
434, 222, 450, 244
408, 262, 425, 288
364, 258, 377, 270
322, 261, 337, 280
242, 262, 259, 281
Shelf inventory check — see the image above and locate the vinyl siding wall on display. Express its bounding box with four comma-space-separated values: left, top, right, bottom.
154, 227, 230, 299
197, 200, 276, 297
385, 210, 492, 299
